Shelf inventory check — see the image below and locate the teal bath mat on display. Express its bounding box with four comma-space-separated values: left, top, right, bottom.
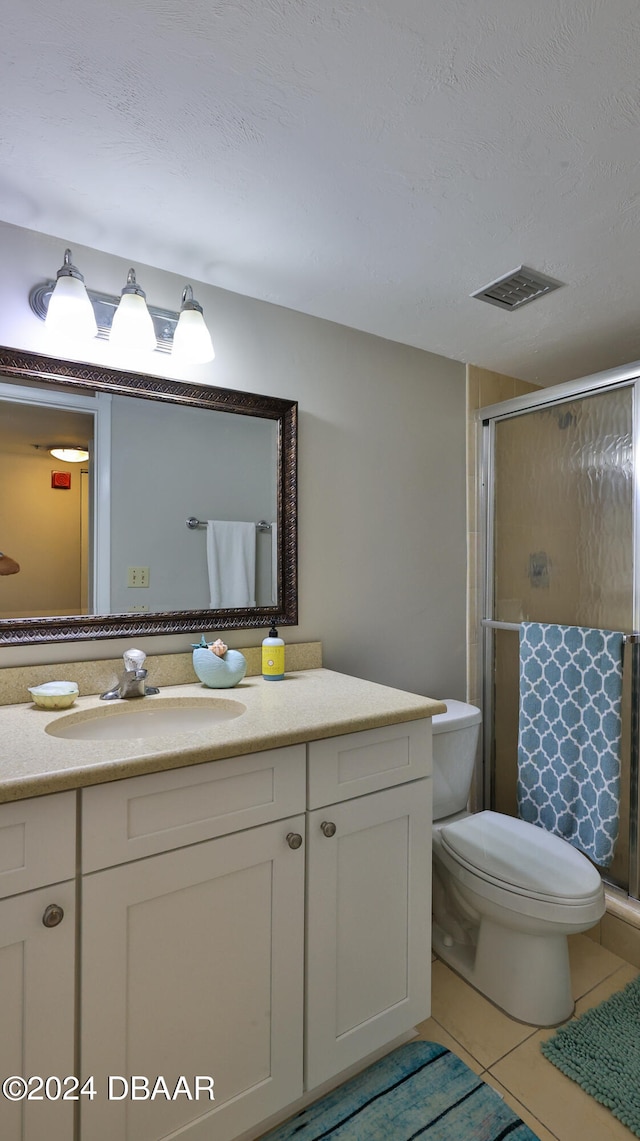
541, 973, 640, 1137
262, 1040, 539, 1140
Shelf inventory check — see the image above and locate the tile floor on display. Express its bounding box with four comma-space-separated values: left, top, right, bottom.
415, 934, 639, 1141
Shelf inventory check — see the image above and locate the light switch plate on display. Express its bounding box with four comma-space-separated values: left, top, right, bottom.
127, 567, 150, 587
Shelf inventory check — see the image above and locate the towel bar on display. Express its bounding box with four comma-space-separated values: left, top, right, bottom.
186, 517, 271, 532
481, 619, 640, 644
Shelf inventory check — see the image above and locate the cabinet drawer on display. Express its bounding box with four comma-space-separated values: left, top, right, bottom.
82, 744, 306, 871
0, 791, 76, 899
307, 719, 431, 808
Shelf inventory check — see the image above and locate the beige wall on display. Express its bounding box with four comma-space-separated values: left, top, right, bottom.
0, 450, 84, 617
0, 221, 467, 702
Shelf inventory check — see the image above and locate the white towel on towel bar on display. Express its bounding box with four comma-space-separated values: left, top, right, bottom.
206, 521, 256, 609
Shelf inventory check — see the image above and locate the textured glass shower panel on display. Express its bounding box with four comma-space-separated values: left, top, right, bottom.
493, 387, 634, 631
490, 386, 635, 887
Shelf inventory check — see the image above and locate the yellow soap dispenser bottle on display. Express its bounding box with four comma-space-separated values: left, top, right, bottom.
262, 626, 285, 680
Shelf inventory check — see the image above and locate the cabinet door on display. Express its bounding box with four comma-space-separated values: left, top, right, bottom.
0, 881, 76, 1141
81, 816, 305, 1141
306, 781, 431, 1089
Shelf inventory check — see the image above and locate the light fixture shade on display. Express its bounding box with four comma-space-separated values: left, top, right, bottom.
171, 286, 215, 364
109, 269, 157, 354
45, 251, 98, 342
49, 447, 89, 463
110, 292, 157, 353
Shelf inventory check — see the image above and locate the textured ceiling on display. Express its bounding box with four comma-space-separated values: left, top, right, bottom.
2, 0, 640, 385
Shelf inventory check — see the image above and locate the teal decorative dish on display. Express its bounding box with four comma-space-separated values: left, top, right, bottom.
191, 639, 247, 688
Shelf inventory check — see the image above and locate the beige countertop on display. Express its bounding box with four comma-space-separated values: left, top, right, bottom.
0, 668, 446, 803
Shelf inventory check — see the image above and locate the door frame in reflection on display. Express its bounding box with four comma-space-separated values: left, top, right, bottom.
0, 380, 112, 617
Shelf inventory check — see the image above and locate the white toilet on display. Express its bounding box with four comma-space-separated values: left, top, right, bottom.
431, 699, 605, 1026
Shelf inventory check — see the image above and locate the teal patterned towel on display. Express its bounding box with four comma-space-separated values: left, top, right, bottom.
518, 623, 623, 867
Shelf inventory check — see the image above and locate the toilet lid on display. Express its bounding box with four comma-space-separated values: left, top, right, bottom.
440, 811, 602, 901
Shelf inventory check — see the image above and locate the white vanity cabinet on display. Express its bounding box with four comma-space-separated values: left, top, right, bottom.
0, 793, 77, 1141
80, 746, 307, 1141
78, 719, 431, 1141
1, 707, 432, 1141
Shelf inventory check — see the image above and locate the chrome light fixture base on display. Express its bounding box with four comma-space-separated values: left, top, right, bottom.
29, 280, 179, 354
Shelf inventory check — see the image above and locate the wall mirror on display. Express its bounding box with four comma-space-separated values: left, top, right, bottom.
0, 346, 297, 644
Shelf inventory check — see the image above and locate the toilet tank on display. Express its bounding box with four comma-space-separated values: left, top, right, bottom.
432, 700, 482, 821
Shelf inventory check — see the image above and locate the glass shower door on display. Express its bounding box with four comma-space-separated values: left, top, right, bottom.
484, 383, 635, 891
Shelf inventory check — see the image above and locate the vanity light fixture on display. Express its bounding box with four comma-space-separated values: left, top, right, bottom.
44, 249, 98, 342
109, 268, 157, 355
29, 248, 215, 363
171, 285, 215, 363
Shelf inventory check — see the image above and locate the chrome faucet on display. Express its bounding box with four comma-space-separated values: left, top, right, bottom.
100, 667, 160, 700
100, 649, 160, 700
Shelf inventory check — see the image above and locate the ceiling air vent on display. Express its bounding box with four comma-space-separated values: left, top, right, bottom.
471, 266, 564, 311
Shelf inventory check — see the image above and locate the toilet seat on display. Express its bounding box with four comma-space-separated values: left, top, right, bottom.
439, 811, 603, 908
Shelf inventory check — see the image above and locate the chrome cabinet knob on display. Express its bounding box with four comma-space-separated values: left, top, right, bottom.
286, 832, 303, 850
42, 903, 64, 928
320, 821, 336, 838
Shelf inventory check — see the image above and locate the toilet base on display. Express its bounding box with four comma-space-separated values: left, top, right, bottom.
432, 917, 575, 1026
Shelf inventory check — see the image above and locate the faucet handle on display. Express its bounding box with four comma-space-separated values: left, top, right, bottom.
123, 648, 146, 672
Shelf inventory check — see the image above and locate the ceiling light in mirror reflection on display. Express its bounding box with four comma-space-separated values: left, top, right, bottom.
48, 446, 89, 463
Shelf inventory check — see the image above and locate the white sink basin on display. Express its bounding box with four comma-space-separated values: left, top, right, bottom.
45, 697, 246, 741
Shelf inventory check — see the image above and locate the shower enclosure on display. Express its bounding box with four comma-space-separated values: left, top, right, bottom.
478, 360, 640, 902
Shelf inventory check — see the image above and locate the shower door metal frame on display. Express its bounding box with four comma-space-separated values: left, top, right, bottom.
476, 358, 640, 900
